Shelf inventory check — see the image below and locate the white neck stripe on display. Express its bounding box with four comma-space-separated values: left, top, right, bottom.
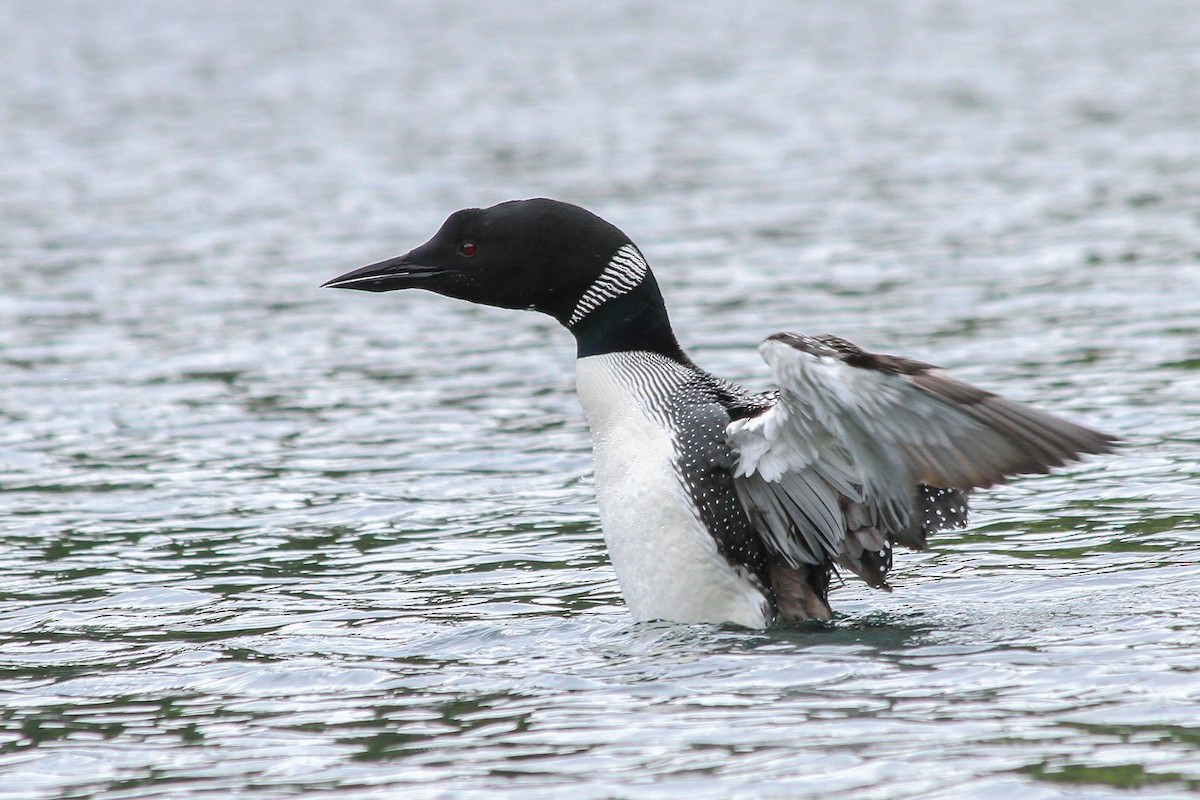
568, 245, 649, 327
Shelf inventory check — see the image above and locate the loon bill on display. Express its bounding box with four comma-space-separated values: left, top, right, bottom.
323, 198, 1118, 629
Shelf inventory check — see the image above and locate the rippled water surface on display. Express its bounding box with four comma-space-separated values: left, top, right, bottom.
2, 1, 1199, 797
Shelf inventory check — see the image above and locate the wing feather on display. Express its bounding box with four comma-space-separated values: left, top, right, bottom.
728, 332, 1118, 588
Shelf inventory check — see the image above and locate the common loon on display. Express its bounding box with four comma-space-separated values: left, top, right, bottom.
323, 198, 1117, 628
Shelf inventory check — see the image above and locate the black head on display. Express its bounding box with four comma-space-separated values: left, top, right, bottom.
324, 198, 686, 359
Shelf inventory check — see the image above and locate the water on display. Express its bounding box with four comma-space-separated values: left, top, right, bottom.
2, 1, 1199, 797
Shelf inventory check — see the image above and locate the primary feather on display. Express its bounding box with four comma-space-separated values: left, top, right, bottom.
729, 332, 1117, 612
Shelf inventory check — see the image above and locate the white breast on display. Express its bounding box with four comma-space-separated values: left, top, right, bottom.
575, 353, 771, 628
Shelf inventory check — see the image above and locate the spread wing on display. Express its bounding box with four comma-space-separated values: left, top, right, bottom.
727, 332, 1118, 593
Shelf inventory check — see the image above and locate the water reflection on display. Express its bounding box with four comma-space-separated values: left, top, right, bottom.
2, 0, 1200, 797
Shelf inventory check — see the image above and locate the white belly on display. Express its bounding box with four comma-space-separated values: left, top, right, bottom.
575, 353, 771, 628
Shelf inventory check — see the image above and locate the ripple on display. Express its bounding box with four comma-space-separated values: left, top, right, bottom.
2, 1, 1200, 797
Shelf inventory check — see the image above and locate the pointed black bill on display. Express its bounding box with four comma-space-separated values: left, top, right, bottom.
321, 253, 453, 292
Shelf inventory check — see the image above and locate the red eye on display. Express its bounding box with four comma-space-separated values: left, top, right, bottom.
460, 242, 477, 256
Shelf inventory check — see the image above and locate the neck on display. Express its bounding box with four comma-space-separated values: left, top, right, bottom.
568, 285, 690, 362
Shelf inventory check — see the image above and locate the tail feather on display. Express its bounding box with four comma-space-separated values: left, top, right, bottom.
770, 560, 834, 622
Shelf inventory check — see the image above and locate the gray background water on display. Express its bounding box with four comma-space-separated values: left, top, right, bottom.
2, 1, 1199, 797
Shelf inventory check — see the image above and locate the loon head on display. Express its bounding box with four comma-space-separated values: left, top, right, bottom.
324, 198, 684, 358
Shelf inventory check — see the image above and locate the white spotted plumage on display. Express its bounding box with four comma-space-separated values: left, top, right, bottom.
575, 352, 772, 628
330, 198, 1118, 627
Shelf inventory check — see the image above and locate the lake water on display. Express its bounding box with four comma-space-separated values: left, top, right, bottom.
2, 1, 1199, 797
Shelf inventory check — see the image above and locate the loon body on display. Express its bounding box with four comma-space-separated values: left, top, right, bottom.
576, 351, 774, 627
324, 199, 1117, 628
